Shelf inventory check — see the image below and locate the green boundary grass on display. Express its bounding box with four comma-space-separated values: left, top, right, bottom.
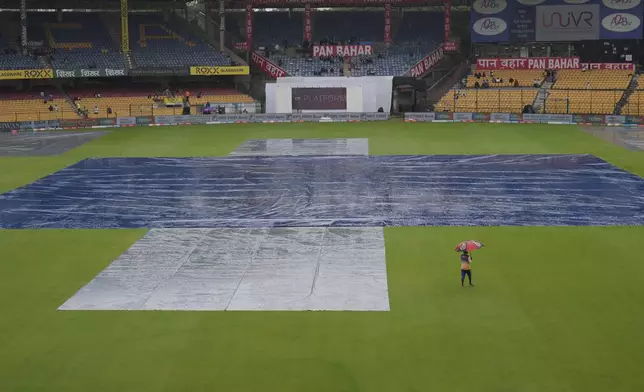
0, 122, 643, 392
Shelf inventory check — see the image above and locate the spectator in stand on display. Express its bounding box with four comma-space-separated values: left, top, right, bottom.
53, 104, 59, 112
509, 77, 514, 84
107, 107, 113, 116
514, 79, 519, 87
48, 104, 54, 112
586, 81, 591, 89
94, 105, 99, 115
474, 80, 480, 89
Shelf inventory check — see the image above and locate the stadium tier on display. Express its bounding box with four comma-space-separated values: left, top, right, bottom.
67, 88, 255, 118
436, 89, 539, 113
254, 11, 443, 77
465, 70, 546, 88
0, 92, 77, 122
130, 15, 231, 69
28, 13, 125, 69
542, 69, 633, 114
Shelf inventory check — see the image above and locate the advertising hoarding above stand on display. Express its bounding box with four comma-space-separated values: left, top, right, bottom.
54, 68, 126, 78
190, 66, 250, 76
407, 46, 445, 78
471, 0, 643, 43
129, 68, 189, 77
251, 52, 289, 78
0, 69, 53, 80
476, 57, 581, 70
312, 45, 373, 57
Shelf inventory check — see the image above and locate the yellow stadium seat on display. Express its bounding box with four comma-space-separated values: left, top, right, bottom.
436, 89, 538, 113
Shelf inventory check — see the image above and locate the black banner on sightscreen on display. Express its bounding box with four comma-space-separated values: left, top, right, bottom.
292, 88, 347, 111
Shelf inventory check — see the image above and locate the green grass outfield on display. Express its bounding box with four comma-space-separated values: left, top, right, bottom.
1, 122, 644, 392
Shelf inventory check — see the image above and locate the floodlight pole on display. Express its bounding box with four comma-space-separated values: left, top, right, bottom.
20, 0, 27, 54
219, 0, 225, 53
121, 0, 130, 53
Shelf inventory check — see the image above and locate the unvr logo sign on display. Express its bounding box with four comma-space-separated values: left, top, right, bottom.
602, 13, 641, 32
541, 11, 594, 28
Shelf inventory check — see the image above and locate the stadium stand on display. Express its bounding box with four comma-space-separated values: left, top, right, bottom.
544, 69, 633, 114
465, 70, 546, 88
67, 88, 255, 118
28, 13, 125, 69
0, 27, 42, 70
436, 89, 539, 113
129, 15, 231, 68
261, 11, 444, 77
0, 92, 77, 122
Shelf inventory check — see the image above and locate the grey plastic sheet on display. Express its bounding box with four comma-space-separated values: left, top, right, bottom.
0, 131, 107, 156
229, 138, 369, 156
59, 227, 389, 311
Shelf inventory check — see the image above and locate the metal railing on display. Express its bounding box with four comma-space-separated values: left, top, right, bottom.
0, 103, 262, 122
439, 88, 627, 114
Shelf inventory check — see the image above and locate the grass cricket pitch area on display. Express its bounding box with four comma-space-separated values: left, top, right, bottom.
1, 121, 644, 392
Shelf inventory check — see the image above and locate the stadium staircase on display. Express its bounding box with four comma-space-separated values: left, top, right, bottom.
533, 81, 553, 113
614, 74, 640, 115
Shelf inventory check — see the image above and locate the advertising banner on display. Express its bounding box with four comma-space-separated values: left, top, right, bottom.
189, 66, 250, 75
572, 114, 605, 124
116, 117, 137, 126
247, 0, 427, 4
251, 52, 289, 78
444, 0, 451, 42
472, 0, 641, 43
292, 87, 347, 110
129, 68, 188, 76
444, 41, 458, 52
0, 69, 53, 80
490, 112, 511, 122
233, 42, 249, 51
509, 4, 536, 42
246, 4, 253, 51
0, 121, 22, 131
312, 45, 373, 57
453, 112, 473, 122
475, 57, 581, 70
582, 62, 634, 70
536, 4, 600, 41
408, 46, 445, 78
522, 114, 573, 123
605, 114, 626, 124
135, 116, 154, 126
600, 0, 643, 39
304, 4, 312, 42
54, 68, 126, 78
384, 3, 392, 44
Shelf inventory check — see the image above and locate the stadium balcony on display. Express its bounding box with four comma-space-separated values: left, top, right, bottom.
0, 92, 78, 122
130, 15, 231, 68
436, 89, 539, 113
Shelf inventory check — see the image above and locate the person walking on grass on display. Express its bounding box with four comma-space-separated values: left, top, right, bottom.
461, 251, 475, 287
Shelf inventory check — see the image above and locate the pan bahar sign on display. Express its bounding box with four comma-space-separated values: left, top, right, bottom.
312, 45, 373, 57
408, 46, 444, 78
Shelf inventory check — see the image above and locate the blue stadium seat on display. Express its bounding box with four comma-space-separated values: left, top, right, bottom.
130, 15, 231, 68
